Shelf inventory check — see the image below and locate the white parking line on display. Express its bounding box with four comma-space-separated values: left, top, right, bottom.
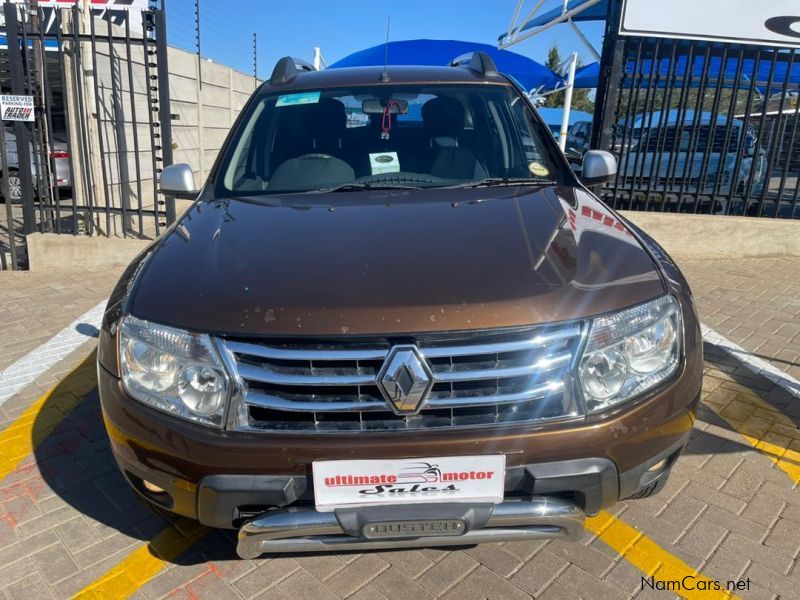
0, 300, 107, 407
701, 324, 800, 399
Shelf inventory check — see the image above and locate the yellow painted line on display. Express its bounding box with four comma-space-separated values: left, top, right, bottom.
704, 383, 800, 485
738, 433, 800, 484
587, 511, 739, 599
701, 325, 800, 484
0, 352, 97, 483
0, 347, 209, 597
73, 521, 210, 599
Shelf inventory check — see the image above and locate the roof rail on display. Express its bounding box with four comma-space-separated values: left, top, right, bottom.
450, 51, 499, 78
269, 56, 317, 86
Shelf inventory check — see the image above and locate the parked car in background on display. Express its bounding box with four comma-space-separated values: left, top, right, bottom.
568, 120, 592, 154
536, 107, 593, 163
99, 54, 702, 559
0, 126, 71, 203
617, 109, 766, 209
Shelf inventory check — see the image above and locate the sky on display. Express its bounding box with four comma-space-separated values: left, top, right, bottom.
165, 0, 606, 80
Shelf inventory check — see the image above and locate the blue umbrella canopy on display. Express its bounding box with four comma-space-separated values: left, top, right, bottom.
329, 39, 562, 92
571, 56, 800, 93
500, 0, 608, 41
625, 55, 800, 90
573, 62, 600, 88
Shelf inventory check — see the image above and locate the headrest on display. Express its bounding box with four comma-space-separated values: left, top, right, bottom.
422, 97, 466, 138
277, 97, 347, 137
304, 98, 347, 136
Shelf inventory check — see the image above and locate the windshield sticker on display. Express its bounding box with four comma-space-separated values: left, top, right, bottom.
275, 91, 321, 107
529, 161, 550, 178
369, 152, 400, 175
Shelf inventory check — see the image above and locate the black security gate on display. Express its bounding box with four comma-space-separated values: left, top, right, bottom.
594, 30, 800, 218
0, 1, 173, 270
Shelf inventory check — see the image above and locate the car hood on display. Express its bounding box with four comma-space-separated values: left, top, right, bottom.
129, 186, 664, 336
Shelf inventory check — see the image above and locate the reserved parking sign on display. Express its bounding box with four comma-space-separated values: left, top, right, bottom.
0, 95, 35, 122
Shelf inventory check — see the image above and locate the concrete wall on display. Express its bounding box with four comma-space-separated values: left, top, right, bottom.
68, 15, 258, 237
167, 46, 259, 188
620, 212, 800, 260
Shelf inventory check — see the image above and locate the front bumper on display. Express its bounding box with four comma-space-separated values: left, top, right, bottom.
236, 498, 585, 558
100, 360, 698, 530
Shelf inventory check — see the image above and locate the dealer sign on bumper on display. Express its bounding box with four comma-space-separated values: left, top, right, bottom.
312, 455, 506, 511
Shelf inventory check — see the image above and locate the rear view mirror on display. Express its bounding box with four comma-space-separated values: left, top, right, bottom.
581, 150, 617, 186
159, 163, 197, 199
361, 98, 409, 115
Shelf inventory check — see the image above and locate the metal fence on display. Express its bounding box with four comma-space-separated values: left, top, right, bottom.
594, 35, 800, 219
0, 1, 173, 270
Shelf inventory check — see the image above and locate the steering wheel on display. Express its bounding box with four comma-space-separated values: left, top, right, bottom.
297, 153, 334, 160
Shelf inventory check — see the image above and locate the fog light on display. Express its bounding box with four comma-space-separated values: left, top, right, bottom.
647, 459, 667, 473
143, 480, 166, 494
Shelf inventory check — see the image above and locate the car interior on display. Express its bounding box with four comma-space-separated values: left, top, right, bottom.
222, 85, 553, 194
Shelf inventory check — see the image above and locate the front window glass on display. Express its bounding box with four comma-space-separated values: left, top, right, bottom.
216, 83, 564, 195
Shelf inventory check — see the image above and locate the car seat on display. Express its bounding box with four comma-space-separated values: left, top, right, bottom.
421, 97, 487, 180
268, 98, 354, 191
272, 98, 349, 166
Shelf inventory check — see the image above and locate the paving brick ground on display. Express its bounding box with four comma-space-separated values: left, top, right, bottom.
680, 258, 800, 379
0, 257, 798, 599
0, 267, 123, 372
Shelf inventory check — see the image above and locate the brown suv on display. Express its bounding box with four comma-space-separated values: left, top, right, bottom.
98, 53, 702, 558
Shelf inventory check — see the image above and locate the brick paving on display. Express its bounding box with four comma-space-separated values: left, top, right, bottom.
0, 267, 122, 372
680, 258, 800, 380
0, 257, 798, 599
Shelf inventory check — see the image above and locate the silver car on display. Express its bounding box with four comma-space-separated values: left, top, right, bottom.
618, 109, 765, 202
0, 127, 71, 202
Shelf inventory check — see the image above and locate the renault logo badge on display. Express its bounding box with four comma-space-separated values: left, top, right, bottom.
377, 345, 434, 414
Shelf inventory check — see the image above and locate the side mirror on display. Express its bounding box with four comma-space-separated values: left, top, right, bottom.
159, 163, 197, 199
581, 150, 617, 186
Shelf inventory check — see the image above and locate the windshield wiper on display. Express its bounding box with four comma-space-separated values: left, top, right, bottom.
448, 177, 557, 189
318, 182, 422, 193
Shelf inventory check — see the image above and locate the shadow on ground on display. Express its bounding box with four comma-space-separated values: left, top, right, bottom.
678, 341, 800, 464
29, 352, 239, 566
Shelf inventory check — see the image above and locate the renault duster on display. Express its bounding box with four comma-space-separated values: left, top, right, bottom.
98, 53, 702, 558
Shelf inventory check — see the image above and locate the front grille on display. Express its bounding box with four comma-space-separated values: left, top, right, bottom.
219, 323, 586, 432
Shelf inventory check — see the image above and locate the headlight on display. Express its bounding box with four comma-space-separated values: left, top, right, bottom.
119, 315, 229, 427
578, 296, 681, 413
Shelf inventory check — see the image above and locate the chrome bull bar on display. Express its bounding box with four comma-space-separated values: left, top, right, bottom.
237, 497, 585, 559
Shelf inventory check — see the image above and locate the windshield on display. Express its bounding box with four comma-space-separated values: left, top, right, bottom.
216, 83, 565, 195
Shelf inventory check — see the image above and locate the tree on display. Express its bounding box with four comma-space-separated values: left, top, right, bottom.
542, 44, 564, 108
542, 43, 594, 113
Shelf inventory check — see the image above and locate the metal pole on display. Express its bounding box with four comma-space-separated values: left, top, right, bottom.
142, 9, 161, 236
195, 0, 201, 89
500, 0, 602, 49
154, 6, 175, 224
253, 33, 257, 80
0, 125, 17, 269
29, 0, 54, 225
590, 0, 623, 151
4, 3, 37, 235
313, 46, 321, 71
559, 52, 577, 152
